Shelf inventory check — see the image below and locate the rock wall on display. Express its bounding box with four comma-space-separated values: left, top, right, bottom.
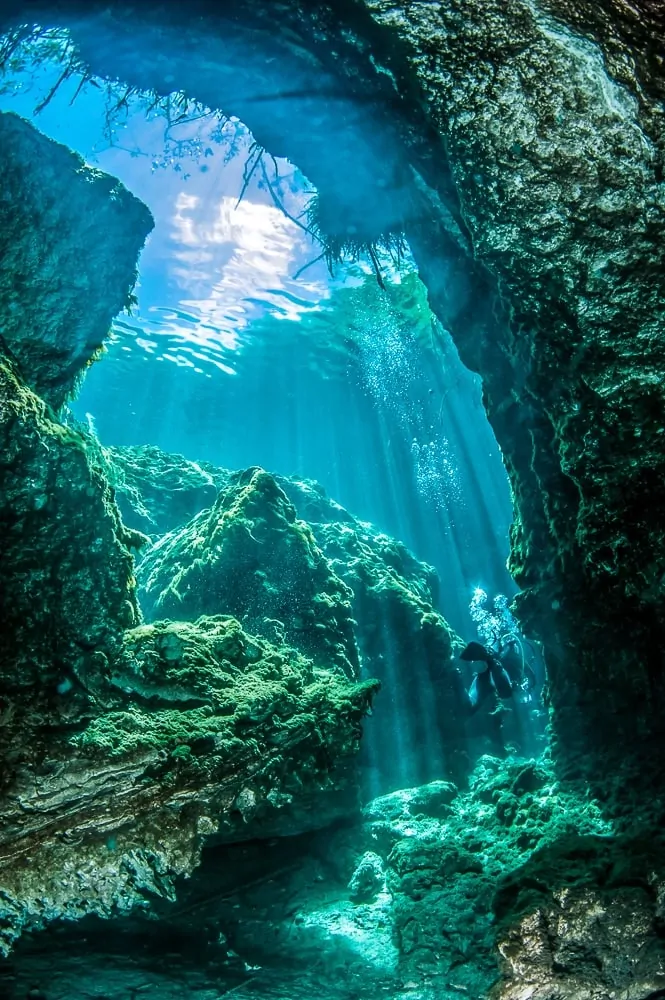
0, 356, 141, 721
364, 0, 665, 780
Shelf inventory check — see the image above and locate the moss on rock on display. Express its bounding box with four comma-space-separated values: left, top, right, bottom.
106, 444, 229, 536
106, 446, 471, 783
138, 467, 361, 678
0, 611, 378, 955
0, 357, 140, 719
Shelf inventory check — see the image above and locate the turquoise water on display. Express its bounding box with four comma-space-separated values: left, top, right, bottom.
0, 27, 550, 1000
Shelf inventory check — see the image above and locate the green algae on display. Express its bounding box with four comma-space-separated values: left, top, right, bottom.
361, 754, 613, 993
74, 614, 378, 761
0, 356, 140, 713
106, 444, 228, 536
139, 468, 361, 678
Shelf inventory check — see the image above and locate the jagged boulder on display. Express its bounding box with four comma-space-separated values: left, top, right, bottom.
138, 467, 361, 678
110, 447, 471, 783
0, 612, 377, 956
492, 834, 665, 1000
0, 111, 153, 408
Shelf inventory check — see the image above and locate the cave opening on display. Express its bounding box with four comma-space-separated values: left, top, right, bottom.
0, 15, 546, 796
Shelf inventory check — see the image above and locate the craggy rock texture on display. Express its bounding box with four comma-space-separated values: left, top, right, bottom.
0, 138, 376, 961
0, 613, 377, 956
0, 357, 141, 721
109, 446, 475, 785
106, 443, 229, 536
0, 379, 377, 959
0, 111, 153, 408
6, 0, 664, 784
363, 0, 665, 778
139, 468, 361, 679
9, 753, 657, 1000
493, 834, 665, 1000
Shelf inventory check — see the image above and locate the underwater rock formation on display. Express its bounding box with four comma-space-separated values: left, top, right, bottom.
10, 0, 665, 786
106, 443, 229, 537
109, 445, 471, 783
0, 111, 153, 408
493, 832, 665, 1000
2, 0, 665, 989
8, 753, 657, 1000
0, 147, 376, 960
370, 0, 665, 783
0, 385, 377, 957
0, 357, 141, 722
0, 612, 376, 956
138, 467, 361, 678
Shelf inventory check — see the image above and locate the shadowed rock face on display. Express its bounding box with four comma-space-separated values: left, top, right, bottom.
0, 357, 141, 720
2, 0, 665, 992
0, 111, 153, 408
0, 609, 377, 956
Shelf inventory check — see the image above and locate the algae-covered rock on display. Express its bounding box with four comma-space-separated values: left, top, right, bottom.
492, 833, 665, 1000
107, 446, 471, 783
360, 0, 665, 778
348, 850, 385, 902
0, 613, 378, 955
139, 467, 361, 678
0, 358, 140, 719
0, 111, 153, 408
40, 753, 609, 1000
106, 444, 229, 536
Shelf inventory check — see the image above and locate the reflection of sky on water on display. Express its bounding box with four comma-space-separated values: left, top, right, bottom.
0, 63, 334, 374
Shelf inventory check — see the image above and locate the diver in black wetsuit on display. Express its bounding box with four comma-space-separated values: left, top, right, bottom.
461, 640, 514, 714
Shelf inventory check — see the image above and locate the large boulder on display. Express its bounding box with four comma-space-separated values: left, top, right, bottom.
0, 111, 153, 408
110, 447, 475, 784
139, 467, 361, 679
0, 612, 377, 956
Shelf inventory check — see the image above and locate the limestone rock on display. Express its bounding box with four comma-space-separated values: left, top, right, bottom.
0, 358, 141, 722
106, 447, 471, 782
0, 614, 377, 956
0, 111, 153, 408
492, 834, 665, 999
138, 467, 361, 678
348, 851, 385, 902
106, 444, 229, 536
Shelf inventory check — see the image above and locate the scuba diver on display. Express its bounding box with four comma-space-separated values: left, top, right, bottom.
460, 638, 537, 715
